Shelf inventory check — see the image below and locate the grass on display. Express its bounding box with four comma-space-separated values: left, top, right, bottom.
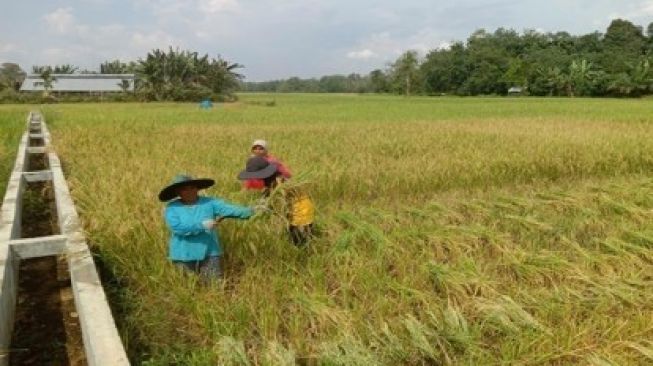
2, 94, 653, 364
0, 106, 30, 198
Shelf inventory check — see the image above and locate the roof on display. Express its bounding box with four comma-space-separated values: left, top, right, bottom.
20, 74, 135, 92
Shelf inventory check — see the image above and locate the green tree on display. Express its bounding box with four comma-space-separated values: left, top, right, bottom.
206, 58, 243, 95
32, 66, 56, 96
501, 58, 529, 91
101, 60, 135, 74
246, 20, 653, 98
53, 64, 78, 74
390, 50, 420, 96
368, 69, 388, 93
421, 42, 468, 95
118, 79, 132, 93
601, 19, 646, 74
461, 29, 512, 95
628, 58, 652, 96
136, 48, 242, 101
0, 63, 26, 91
535, 66, 570, 96
568, 59, 595, 96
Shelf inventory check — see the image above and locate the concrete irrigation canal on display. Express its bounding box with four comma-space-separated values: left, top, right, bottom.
0, 112, 128, 365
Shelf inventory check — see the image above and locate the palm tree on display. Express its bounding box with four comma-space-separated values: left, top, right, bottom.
136, 47, 244, 100
101, 60, 130, 74
206, 58, 243, 94
53, 64, 78, 74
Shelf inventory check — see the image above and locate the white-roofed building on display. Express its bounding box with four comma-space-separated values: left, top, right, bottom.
508, 86, 525, 95
20, 74, 135, 93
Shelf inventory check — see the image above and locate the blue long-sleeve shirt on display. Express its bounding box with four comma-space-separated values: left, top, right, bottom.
164, 196, 253, 261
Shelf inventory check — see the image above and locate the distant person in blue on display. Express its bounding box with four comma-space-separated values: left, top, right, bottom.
158, 174, 253, 282
199, 99, 213, 109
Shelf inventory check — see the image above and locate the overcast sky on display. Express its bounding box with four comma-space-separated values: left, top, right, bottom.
1, 1, 652, 81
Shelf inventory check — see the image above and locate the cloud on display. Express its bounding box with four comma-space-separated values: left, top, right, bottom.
198, 0, 240, 13
131, 30, 179, 51
43, 7, 76, 34
348, 28, 444, 63
604, 1, 653, 24
39, 45, 92, 67
29, 14, 179, 70
0, 43, 17, 53
639, 0, 653, 16
347, 49, 377, 59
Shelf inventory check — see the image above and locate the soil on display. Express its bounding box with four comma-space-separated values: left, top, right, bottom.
27, 153, 48, 172
20, 182, 58, 238
29, 138, 44, 147
9, 256, 87, 366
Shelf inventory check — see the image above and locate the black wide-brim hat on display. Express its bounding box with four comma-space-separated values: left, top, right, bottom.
158, 174, 215, 202
238, 156, 278, 180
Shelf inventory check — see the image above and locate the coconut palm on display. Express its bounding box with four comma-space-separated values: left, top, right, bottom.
136, 47, 244, 101
53, 64, 78, 74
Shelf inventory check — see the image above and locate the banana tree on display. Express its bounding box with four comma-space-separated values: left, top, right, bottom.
569, 59, 595, 96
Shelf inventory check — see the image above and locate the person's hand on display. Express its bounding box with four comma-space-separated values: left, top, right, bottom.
202, 219, 216, 230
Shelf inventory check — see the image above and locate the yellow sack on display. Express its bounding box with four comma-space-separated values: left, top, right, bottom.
287, 190, 315, 226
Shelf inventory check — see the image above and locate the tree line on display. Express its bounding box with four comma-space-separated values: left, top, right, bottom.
0, 48, 243, 102
3, 19, 653, 101
243, 19, 653, 97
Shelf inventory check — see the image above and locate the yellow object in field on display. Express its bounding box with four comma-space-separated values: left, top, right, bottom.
287, 190, 315, 226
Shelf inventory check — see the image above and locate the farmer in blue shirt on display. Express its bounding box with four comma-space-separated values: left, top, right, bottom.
158, 174, 254, 281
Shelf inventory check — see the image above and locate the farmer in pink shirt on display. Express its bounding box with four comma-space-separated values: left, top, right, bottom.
242, 139, 292, 190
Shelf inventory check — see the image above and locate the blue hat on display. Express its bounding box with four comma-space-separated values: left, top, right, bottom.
158, 174, 214, 201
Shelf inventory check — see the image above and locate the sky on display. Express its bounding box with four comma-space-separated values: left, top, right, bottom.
1, 1, 653, 81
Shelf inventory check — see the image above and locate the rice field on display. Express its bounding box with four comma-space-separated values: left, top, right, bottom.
0, 106, 30, 197
2, 94, 653, 365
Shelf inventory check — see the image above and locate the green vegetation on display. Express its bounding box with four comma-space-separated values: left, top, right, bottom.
0, 106, 30, 198
133, 48, 243, 101
245, 19, 653, 97
5, 19, 653, 100
2, 94, 652, 364
1, 48, 243, 103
